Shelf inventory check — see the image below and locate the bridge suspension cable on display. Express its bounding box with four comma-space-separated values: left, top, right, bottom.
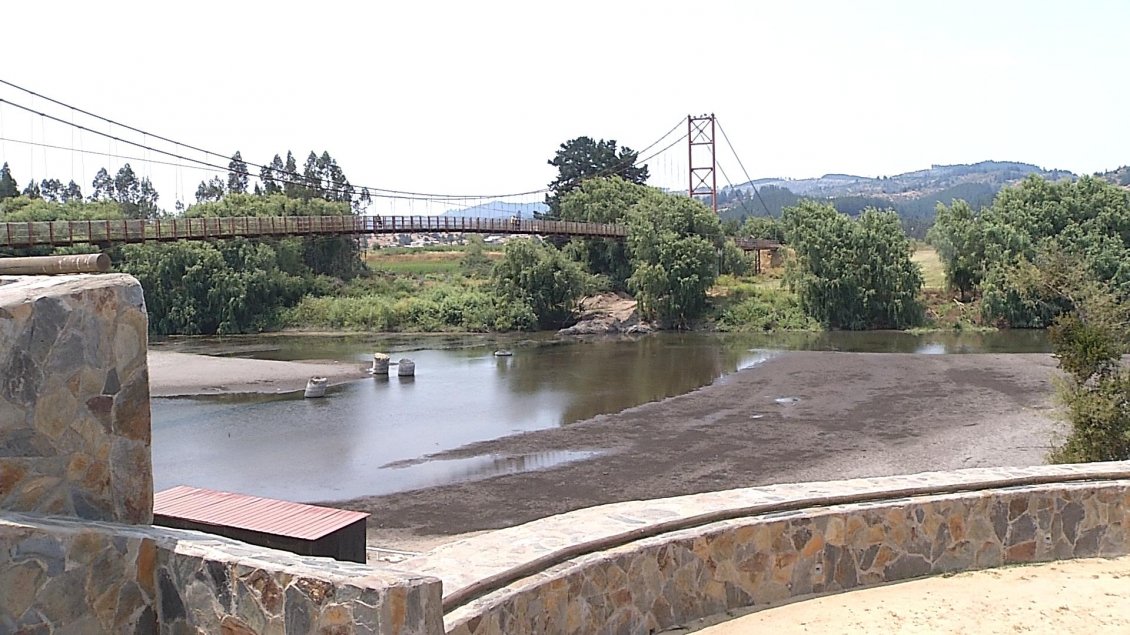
0, 79, 690, 208
716, 118, 772, 217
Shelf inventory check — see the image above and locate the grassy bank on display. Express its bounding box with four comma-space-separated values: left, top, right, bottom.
285, 246, 533, 332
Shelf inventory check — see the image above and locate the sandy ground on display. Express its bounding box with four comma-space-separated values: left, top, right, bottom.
147, 350, 370, 397
688, 555, 1130, 634
346, 351, 1064, 550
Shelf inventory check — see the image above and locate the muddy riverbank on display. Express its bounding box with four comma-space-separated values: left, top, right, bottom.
339, 351, 1064, 550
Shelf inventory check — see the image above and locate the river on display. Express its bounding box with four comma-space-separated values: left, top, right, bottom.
150, 330, 1050, 502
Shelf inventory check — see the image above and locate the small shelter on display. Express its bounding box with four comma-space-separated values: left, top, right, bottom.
154, 486, 370, 563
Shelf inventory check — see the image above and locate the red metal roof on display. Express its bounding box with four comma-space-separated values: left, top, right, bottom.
153, 486, 369, 541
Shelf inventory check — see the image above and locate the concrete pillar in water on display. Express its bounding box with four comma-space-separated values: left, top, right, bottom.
398, 358, 416, 377
371, 353, 390, 375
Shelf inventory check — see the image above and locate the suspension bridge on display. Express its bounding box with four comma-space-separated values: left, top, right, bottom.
0, 215, 626, 249
0, 79, 776, 255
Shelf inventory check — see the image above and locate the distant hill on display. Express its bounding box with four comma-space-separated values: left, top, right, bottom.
1096, 166, 1130, 188
733, 161, 1073, 200
721, 160, 1076, 238
442, 201, 547, 219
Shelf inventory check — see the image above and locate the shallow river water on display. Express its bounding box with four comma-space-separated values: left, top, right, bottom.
151, 330, 1050, 502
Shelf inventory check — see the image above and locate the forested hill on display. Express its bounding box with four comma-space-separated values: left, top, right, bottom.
1097, 165, 1130, 187
734, 161, 1074, 199
720, 160, 1076, 238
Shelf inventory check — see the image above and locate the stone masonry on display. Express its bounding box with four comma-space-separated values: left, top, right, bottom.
0, 274, 152, 524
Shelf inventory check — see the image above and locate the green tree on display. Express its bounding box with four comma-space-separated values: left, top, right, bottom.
63, 180, 83, 202
783, 201, 923, 329
1036, 252, 1130, 463
968, 175, 1130, 327
283, 152, 302, 199
0, 163, 18, 200
186, 193, 365, 280
260, 154, 286, 195
740, 215, 786, 242
92, 164, 159, 218
227, 151, 249, 194
492, 239, 587, 329
626, 191, 722, 328
557, 176, 650, 289
195, 176, 226, 203
927, 199, 984, 300
460, 235, 492, 278
543, 137, 649, 217
21, 180, 40, 199
120, 239, 309, 336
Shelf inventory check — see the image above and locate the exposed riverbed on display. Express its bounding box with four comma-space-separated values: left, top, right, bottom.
150, 330, 1055, 507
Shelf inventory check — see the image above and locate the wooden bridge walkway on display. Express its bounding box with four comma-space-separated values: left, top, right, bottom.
0, 215, 628, 248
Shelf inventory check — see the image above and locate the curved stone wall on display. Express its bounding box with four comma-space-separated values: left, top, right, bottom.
410, 464, 1130, 635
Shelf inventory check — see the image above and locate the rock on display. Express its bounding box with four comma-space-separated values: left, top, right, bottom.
559, 293, 651, 337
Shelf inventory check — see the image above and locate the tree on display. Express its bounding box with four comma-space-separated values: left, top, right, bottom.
964, 175, 1130, 327
195, 176, 226, 203
21, 180, 41, 199
543, 137, 649, 218
1034, 251, 1130, 463
927, 199, 984, 300
740, 215, 786, 242
39, 179, 64, 203
260, 154, 286, 195
783, 201, 923, 329
557, 176, 650, 289
626, 190, 722, 328
0, 163, 19, 200
283, 152, 301, 199
92, 164, 160, 218
492, 239, 587, 329
120, 239, 308, 336
91, 168, 113, 201
227, 151, 249, 194
63, 180, 83, 202
460, 235, 492, 278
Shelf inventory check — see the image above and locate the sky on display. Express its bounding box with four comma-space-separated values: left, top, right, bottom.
1, 0, 1128, 214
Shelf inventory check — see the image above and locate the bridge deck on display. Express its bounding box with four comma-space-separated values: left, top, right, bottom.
0, 215, 627, 248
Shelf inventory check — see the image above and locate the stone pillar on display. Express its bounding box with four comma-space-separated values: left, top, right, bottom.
0, 274, 153, 524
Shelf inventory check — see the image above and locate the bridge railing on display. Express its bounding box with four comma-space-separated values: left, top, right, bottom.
0, 215, 628, 248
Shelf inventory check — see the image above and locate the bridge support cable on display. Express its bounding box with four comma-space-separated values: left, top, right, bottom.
716, 118, 772, 218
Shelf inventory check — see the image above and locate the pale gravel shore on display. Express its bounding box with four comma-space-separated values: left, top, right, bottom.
690, 555, 1130, 635
147, 350, 370, 397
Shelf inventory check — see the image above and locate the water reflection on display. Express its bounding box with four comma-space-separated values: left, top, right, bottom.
150, 330, 1049, 502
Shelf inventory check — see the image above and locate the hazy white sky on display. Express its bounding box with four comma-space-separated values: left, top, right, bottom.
1, 0, 1127, 213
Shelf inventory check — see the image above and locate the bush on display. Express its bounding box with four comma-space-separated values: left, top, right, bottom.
716, 287, 819, 332
492, 239, 587, 329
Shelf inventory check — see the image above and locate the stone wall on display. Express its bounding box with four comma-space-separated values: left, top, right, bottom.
0, 274, 152, 524
0, 512, 442, 634
423, 464, 1130, 635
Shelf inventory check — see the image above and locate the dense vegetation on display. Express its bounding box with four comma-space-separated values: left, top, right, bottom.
929, 175, 1130, 328
782, 201, 923, 330
556, 176, 726, 328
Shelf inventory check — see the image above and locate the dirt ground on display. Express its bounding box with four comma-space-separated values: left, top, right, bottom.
339, 351, 1064, 550
148, 350, 370, 397
689, 555, 1130, 635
